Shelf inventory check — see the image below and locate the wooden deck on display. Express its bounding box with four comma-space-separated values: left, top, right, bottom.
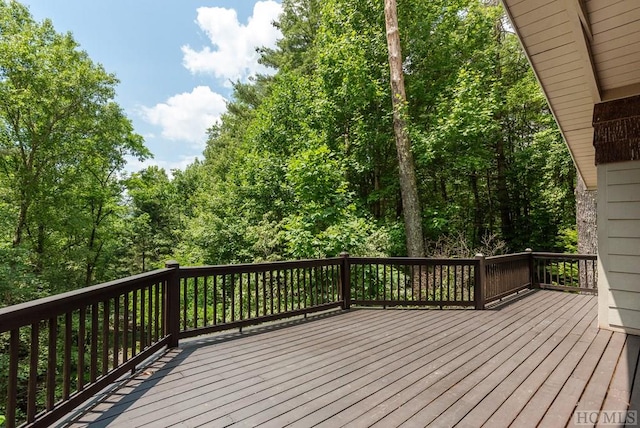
62, 290, 640, 427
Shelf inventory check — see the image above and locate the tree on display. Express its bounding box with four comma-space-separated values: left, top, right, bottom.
0, 1, 149, 298
384, 0, 425, 258
176, 0, 577, 263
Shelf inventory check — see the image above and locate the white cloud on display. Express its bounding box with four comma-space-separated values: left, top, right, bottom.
124, 155, 199, 177
181, 1, 282, 81
140, 86, 226, 146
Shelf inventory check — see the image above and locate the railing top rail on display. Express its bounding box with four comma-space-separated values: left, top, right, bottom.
178, 257, 343, 278
485, 252, 531, 263
348, 256, 477, 265
0, 268, 173, 333
532, 252, 597, 260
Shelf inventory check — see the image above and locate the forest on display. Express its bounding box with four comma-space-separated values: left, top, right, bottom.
0, 0, 580, 310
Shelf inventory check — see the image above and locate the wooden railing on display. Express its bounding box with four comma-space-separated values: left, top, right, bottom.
175, 258, 344, 339
532, 252, 598, 293
0, 251, 597, 427
484, 252, 532, 304
347, 257, 479, 308
0, 269, 171, 428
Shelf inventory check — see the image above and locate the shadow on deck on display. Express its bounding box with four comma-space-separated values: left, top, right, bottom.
61, 290, 639, 427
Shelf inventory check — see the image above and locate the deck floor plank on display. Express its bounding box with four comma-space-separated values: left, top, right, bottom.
506, 319, 600, 427
420, 296, 596, 427
99, 310, 472, 426
176, 296, 541, 427
62, 290, 640, 428
329, 294, 583, 428
575, 332, 627, 412
373, 294, 592, 428
537, 328, 614, 428
255, 293, 574, 428
625, 335, 640, 414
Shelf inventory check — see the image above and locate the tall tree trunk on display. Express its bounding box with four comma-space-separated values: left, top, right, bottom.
575, 174, 597, 288
384, 0, 425, 258
495, 137, 513, 243
575, 174, 597, 254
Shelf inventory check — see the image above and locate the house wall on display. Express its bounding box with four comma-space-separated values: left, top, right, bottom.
598, 160, 640, 335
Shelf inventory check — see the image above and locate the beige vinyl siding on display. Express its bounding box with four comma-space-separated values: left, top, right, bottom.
598, 161, 640, 332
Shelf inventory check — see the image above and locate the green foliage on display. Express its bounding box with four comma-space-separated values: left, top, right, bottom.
557, 228, 578, 254
0, 0, 580, 294
169, 0, 579, 265
0, 2, 149, 305
0, 1, 586, 423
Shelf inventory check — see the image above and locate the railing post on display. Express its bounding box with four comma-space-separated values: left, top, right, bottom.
475, 253, 486, 310
165, 260, 180, 348
525, 248, 535, 289
340, 252, 351, 310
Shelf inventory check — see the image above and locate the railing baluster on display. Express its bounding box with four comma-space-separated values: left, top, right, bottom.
27, 323, 39, 423
389, 264, 394, 301
193, 276, 198, 328
132, 290, 137, 356
113, 296, 120, 369
102, 300, 109, 376
155, 282, 161, 340
246, 272, 250, 318
213, 275, 218, 324
91, 303, 98, 383
255, 272, 260, 316
222, 274, 227, 322
296, 269, 301, 310
63, 312, 72, 399
269, 271, 274, 315
124, 292, 130, 362
78, 307, 86, 391
231, 273, 236, 321
8, 329, 19, 428
47, 317, 57, 411
203, 276, 208, 326
141, 286, 146, 350
148, 284, 153, 346
182, 278, 187, 330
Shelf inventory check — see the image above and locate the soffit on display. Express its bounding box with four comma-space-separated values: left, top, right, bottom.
501, 0, 640, 189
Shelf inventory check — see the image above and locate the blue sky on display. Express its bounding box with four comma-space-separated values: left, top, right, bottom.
21, 1, 282, 173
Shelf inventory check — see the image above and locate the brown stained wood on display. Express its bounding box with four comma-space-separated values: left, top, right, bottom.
82, 309, 414, 415
27, 323, 39, 423
315, 297, 589, 428
575, 332, 627, 413
124, 292, 130, 362
46, 317, 57, 411
538, 328, 615, 427
456, 299, 597, 427
71, 290, 540, 424
364, 295, 590, 428
7, 329, 18, 428
78, 307, 86, 391
628, 337, 640, 415
230, 298, 560, 428
596, 335, 640, 426
504, 321, 599, 427
90, 303, 98, 383
88, 310, 460, 425
61, 291, 639, 428
64, 312, 72, 399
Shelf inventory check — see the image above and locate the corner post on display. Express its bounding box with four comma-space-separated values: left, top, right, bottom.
475, 253, 486, 310
525, 248, 535, 289
340, 252, 351, 310
165, 260, 180, 348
